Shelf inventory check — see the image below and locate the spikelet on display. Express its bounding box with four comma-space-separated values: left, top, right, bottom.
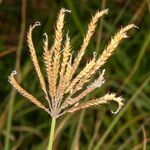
8, 71, 50, 114
65, 54, 96, 94
27, 21, 49, 102
66, 93, 124, 114
52, 8, 71, 97
71, 24, 137, 90
74, 69, 105, 94
52, 8, 71, 55
60, 33, 71, 78
64, 53, 73, 83
61, 69, 105, 110
43, 33, 55, 98
68, 9, 109, 82
96, 24, 137, 68
57, 34, 72, 98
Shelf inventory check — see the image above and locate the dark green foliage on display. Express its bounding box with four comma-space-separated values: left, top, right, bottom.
0, 0, 149, 149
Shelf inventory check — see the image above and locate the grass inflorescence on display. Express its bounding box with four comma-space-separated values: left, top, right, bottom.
8, 8, 137, 149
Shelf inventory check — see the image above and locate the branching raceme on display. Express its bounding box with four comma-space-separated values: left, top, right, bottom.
8, 8, 136, 150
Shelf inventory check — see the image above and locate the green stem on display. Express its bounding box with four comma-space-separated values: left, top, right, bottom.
48, 118, 56, 150
4, 1, 26, 149
4, 90, 16, 150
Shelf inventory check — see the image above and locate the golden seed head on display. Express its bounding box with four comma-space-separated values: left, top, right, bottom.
9, 8, 136, 118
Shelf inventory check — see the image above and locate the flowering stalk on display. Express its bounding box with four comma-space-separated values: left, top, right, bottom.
8, 8, 136, 149
48, 118, 56, 150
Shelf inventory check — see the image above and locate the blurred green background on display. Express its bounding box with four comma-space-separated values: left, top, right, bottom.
0, 0, 150, 150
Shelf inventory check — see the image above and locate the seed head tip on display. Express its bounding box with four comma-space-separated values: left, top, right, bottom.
12, 70, 17, 75
32, 21, 41, 29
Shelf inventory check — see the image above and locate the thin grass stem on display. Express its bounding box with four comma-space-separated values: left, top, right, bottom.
4, 1, 26, 149
48, 118, 56, 150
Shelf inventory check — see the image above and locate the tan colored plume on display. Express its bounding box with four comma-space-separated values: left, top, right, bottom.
9, 8, 136, 118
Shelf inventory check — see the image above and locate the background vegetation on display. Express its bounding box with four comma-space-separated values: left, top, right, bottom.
0, 0, 150, 149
